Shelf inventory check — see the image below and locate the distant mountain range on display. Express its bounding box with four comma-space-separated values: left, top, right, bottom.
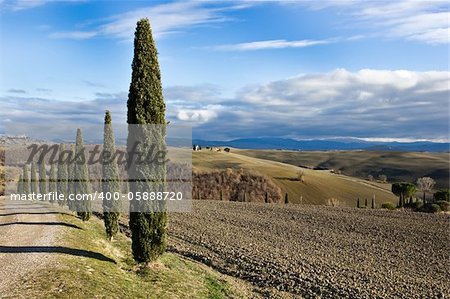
193, 137, 450, 152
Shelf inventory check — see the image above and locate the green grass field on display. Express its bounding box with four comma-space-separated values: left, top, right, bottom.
193, 150, 398, 206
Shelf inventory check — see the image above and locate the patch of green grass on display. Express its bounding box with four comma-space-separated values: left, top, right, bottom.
204, 275, 229, 299
5, 208, 255, 299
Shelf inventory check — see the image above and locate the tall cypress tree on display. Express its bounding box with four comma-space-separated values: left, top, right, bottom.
74, 129, 91, 221
30, 162, 39, 194
17, 174, 23, 194
127, 18, 167, 263
39, 162, 48, 196
49, 162, 57, 194
102, 111, 120, 241
57, 144, 69, 206
22, 164, 30, 195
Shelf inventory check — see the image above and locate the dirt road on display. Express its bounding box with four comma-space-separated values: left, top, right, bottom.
0, 197, 62, 296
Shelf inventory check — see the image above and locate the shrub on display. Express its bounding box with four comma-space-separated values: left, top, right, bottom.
381, 202, 396, 210
193, 168, 283, 203
435, 200, 449, 212
296, 170, 305, 182
429, 204, 441, 213
412, 200, 424, 211
434, 189, 449, 202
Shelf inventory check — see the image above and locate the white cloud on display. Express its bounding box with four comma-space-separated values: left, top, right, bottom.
213, 39, 330, 51
8, 0, 49, 11
177, 108, 218, 123
1, 69, 448, 141
2, 0, 84, 11
49, 1, 243, 41
358, 137, 449, 143
49, 30, 98, 40
161, 69, 449, 140
301, 1, 450, 44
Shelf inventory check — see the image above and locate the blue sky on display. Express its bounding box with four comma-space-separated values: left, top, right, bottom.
0, 0, 449, 141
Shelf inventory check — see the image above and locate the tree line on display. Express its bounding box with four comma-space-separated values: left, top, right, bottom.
17, 18, 167, 265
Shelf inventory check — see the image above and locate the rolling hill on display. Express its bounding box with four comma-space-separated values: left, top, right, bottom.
193, 150, 397, 206
193, 137, 450, 152
235, 149, 450, 189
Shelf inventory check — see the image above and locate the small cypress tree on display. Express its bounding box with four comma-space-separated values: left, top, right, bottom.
57, 144, 69, 206
284, 192, 289, 204
357, 197, 360, 208
39, 162, 48, 196
17, 174, 23, 194
128, 18, 168, 263
243, 191, 246, 202
74, 129, 91, 221
364, 198, 368, 207
67, 146, 76, 211
265, 191, 269, 203
49, 163, 57, 194
102, 111, 121, 241
371, 195, 375, 209
30, 162, 39, 194
22, 164, 30, 195
220, 189, 223, 201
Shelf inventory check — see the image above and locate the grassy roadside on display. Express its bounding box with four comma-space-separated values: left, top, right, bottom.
5, 206, 258, 299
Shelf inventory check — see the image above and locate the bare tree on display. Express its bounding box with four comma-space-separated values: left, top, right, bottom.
327, 198, 339, 207
296, 170, 305, 182
378, 174, 387, 183
416, 177, 435, 204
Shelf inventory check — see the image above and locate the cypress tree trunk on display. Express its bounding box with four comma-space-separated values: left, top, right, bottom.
74, 129, 91, 221
22, 165, 30, 195
17, 174, 23, 195
102, 111, 121, 241
371, 195, 375, 209
57, 144, 69, 206
127, 18, 168, 263
285, 193, 289, 204
265, 191, 268, 203
357, 197, 360, 208
30, 162, 39, 195
39, 162, 48, 196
